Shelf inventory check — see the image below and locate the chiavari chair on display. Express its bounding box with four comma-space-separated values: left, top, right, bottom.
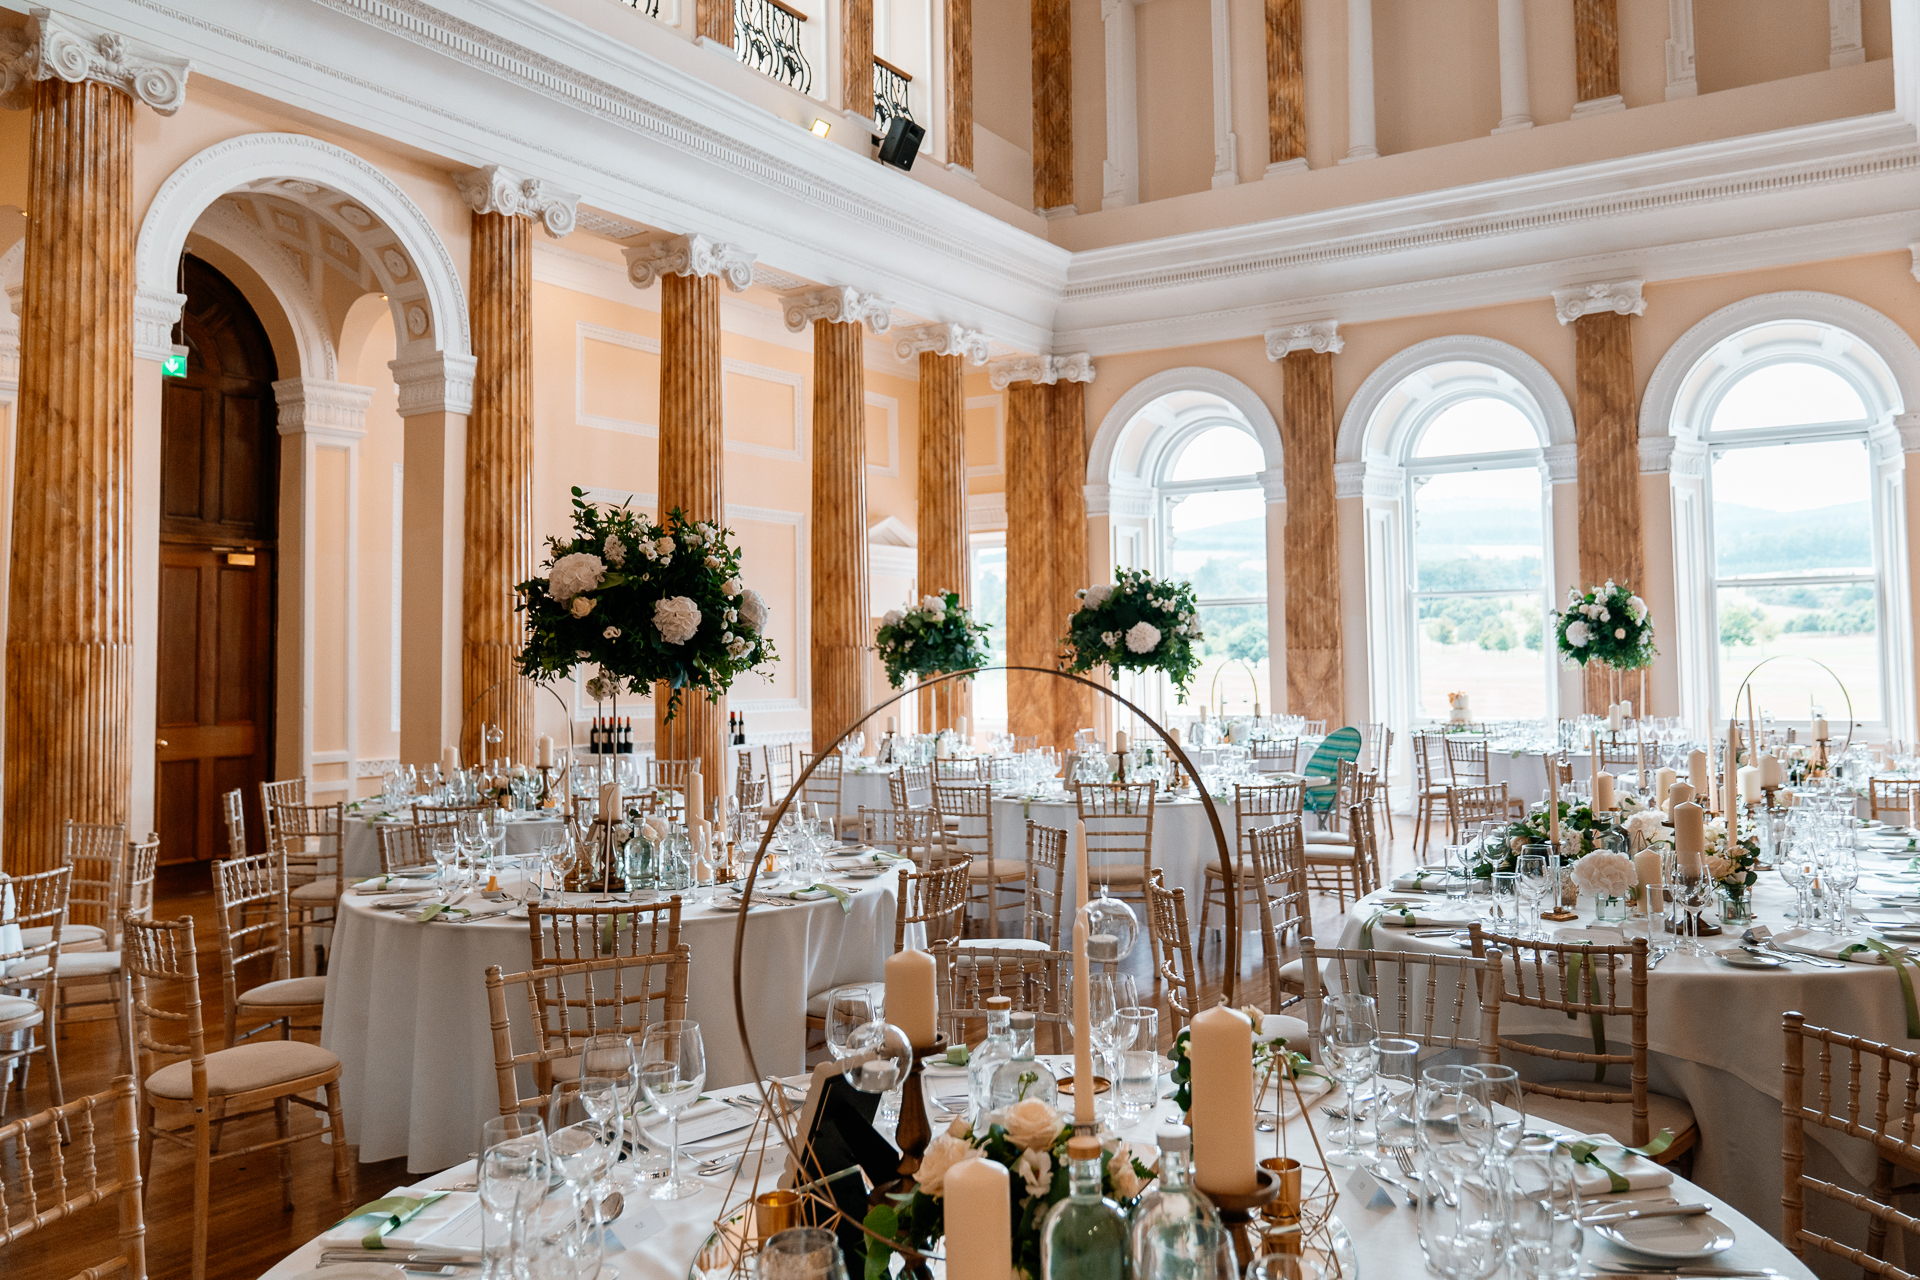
222, 787, 248, 859
1246, 819, 1313, 1010
0, 1075, 147, 1278
1448, 782, 1515, 842
1869, 776, 1920, 823
1412, 730, 1453, 861
1304, 797, 1377, 910
1302, 719, 1328, 737
764, 741, 797, 800
1022, 820, 1069, 948
529, 898, 683, 968
1301, 937, 1484, 1055
19, 823, 136, 1069
1144, 870, 1200, 1034
800, 751, 864, 837
124, 834, 160, 929
646, 758, 695, 824
933, 781, 1026, 938
1075, 782, 1157, 963
0, 866, 69, 1118
376, 815, 458, 875
1781, 1012, 1920, 1279
1251, 736, 1300, 774
270, 800, 345, 974
1012, 735, 1039, 753
734, 748, 756, 808
125, 916, 348, 1280
937, 940, 1070, 1053
891, 762, 959, 839
1471, 925, 1697, 1160
211, 853, 326, 1047
857, 805, 947, 863
1443, 733, 1491, 788
1199, 780, 1303, 949
894, 859, 970, 951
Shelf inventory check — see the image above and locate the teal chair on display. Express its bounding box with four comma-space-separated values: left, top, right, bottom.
1300, 726, 1363, 821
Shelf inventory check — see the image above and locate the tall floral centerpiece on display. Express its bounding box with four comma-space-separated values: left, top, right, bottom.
875, 591, 992, 736
1062, 568, 1205, 697
515, 489, 776, 720
1555, 580, 1654, 671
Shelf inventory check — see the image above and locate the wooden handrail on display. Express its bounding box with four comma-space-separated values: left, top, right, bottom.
873, 54, 912, 82
762, 0, 807, 21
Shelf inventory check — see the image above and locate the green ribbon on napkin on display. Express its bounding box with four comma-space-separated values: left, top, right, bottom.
412, 903, 471, 923
333, 1191, 448, 1249
1840, 936, 1920, 1037
1555, 1130, 1675, 1193
803, 883, 853, 912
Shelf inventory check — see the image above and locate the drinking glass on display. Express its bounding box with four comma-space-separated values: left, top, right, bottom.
760, 1226, 851, 1279
1319, 993, 1378, 1165
480, 808, 509, 873
1465, 1063, 1524, 1157
1085, 973, 1124, 1121
1671, 871, 1717, 953
1246, 1258, 1330, 1280
1515, 853, 1551, 938
640, 1019, 706, 1200
1507, 1137, 1584, 1280
1414, 1067, 1502, 1280
544, 1083, 615, 1276
1369, 1037, 1420, 1157
1115, 1007, 1160, 1120
1442, 846, 1471, 904
477, 1114, 547, 1280
581, 1035, 642, 1183
824, 985, 883, 1060
430, 827, 461, 901
1826, 847, 1860, 935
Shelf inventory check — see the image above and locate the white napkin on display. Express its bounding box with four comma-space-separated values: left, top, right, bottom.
1772, 927, 1900, 963
1563, 1137, 1674, 1196
1391, 869, 1463, 893
1368, 905, 1477, 929
319, 1189, 480, 1250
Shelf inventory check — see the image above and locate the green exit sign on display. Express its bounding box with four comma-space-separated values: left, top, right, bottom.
160, 352, 187, 378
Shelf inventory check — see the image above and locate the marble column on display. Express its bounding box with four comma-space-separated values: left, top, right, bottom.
1341, 0, 1378, 163
1495, 0, 1534, 132
897, 324, 989, 732
1048, 375, 1094, 749
1573, 0, 1625, 117
1032, 0, 1075, 215
1266, 322, 1344, 725
0, 14, 187, 874
454, 167, 578, 770
786, 288, 894, 752
627, 234, 756, 794
1265, 0, 1307, 177
696, 0, 734, 46
844, 0, 874, 117
948, 0, 975, 173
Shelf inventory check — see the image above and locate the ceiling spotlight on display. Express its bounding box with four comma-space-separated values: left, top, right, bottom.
810, 118, 832, 138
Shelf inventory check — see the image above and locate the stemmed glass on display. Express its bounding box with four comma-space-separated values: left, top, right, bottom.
1515, 853, 1551, 938
1465, 1063, 1525, 1158
582, 1035, 641, 1185
545, 1082, 616, 1271
430, 827, 461, 902
1319, 993, 1378, 1165
1084, 973, 1130, 1123
639, 1019, 706, 1200
1825, 846, 1860, 935
480, 808, 509, 878
1671, 867, 1716, 953
1508, 1137, 1585, 1280
825, 985, 883, 1060
477, 1114, 548, 1278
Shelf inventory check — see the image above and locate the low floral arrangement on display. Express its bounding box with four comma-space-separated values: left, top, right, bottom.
1569, 850, 1635, 900
1481, 795, 1659, 876
1167, 1009, 1325, 1111
1643, 819, 1760, 888
516, 490, 775, 719
1063, 568, 1205, 696
874, 591, 991, 689
1556, 580, 1655, 671
863, 1098, 1154, 1280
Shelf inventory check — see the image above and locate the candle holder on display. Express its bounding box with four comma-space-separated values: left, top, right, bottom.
891, 1037, 948, 1175
1204, 1165, 1282, 1274
536, 762, 557, 808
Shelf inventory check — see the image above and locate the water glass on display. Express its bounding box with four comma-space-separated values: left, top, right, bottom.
1319, 993, 1378, 1166
1115, 1007, 1160, 1120
1507, 1138, 1584, 1280
1415, 1066, 1503, 1280
1466, 1063, 1525, 1156
1246, 1258, 1330, 1280
640, 1019, 706, 1200
1442, 846, 1471, 904
1490, 872, 1520, 934
1517, 850, 1552, 936
477, 1114, 547, 1280
1369, 1037, 1420, 1155
760, 1226, 851, 1279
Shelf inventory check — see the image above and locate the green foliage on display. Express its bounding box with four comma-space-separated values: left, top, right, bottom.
1781, 601, 1876, 635
874, 592, 992, 688
1718, 600, 1771, 647
1556, 580, 1655, 671
1063, 568, 1204, 696
1713, 502, 1871, 577
1223, 621, 1269, 663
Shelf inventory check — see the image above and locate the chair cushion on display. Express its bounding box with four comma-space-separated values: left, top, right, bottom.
1262, 1013, 1311, 1046
959, 937, 1050, 952
0, 993, 42, 1029
1303, 831, 1351, 846
6, 950, 121, 981
1303, 849, 1356, 866
1274, 957, 1306, 988
1521, 1084, 1696, 1152
1089, 865, 1149, 884
237, 976, 328, 1007
145, 1040, 341, 1100
968, 859, 1027, 883
20, 924, 107, 949
290, 878, 340, 903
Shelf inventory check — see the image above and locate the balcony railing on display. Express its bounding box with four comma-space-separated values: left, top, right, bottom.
873, 55, 912, 130
734, 0, 812, 95
612, 0, 662, 18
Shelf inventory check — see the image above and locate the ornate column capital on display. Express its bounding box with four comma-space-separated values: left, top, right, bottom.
273, 378, 374, 441
453, 164, 579, 238
987, 353, 1095, 389
1264, 320, 1344, 359
1553, 279, 1647, 326
0, 8, 190, 115
388, 350, 478, 417
1544, 441, 1580, 482
1896, 413, 1920, 454
893, 322, 991, 364
1636, 435, 1675, 474
133, 288, 185, 363
624, 233, 756, 292
1257, 467, 1287, 505
782, 286, 895, 334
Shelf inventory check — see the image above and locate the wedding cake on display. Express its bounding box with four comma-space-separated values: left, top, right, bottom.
1449, 692, 1472, 724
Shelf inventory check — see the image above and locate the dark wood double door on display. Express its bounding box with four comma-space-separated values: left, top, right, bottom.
155, 258, 279, 864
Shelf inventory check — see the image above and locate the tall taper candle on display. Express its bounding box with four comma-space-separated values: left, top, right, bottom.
1075, 819, 1091, 913
1072, 917, 1094, 1126
944, 1157, 1012, 1280
1190, 1004, 1259, 1195
885, 948, 938, 1048
1548, 754, 1561, 846
688, 766, 704, 828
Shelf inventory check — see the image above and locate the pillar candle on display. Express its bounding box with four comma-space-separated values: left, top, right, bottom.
537, 735, 554, 768
1621, 699, 1633, 720
1254, 700, 1261, 718
599, 780, 622, 823
1071, 917, 1094, 1126
885, 948, 938, 1048
1672, 800, 1706, 879
714, 779, 727, 836
1654, 768, 1675, 806
1608, 703, 1623, 733
1762, 754, 1785, 790
944, 1157, 1012, 1280
1687, 749, 1709, 797
1667, 781, 1695, 816
1633, 847, 1664, 920
1815, 716, 1831, 742
1115, 730, 1128, 757
1737, 765, 1762, 804
1593, 772, 1616, 811
960, 716, 969, 742
442, 746, 459, 775
1189, 1004, 1258, 1196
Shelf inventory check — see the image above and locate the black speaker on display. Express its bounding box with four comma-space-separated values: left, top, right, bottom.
876, 116, 925, 171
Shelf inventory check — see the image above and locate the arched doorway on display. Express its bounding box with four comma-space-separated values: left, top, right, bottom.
154, 256, 278, 864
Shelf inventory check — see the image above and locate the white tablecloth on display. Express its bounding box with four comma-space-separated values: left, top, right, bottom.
987, 791, 1233, 920
342, 809, 565, 881
321, 871, 897, 1171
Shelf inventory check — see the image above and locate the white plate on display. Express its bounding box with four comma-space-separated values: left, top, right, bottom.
1717, 950, 1784, 969
1593, 1211, 1735, 1260
287, 1265, 406, 1280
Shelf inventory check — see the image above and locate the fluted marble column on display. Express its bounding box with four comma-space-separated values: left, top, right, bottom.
1, 14, 188, 873
455, 167, 577, 769
1048, 376, 1093, 748
1265, 0, 1307, 177
1341, 0, 1378, 163
897, 324, 989, 732
628, 234, 756, 792
1494, 0, 1534, 132
1266, 322, 1344, 725
1573, 0, 1624, 117
788, 288, 894, 752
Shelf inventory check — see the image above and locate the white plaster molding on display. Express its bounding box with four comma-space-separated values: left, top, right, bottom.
1333, 460, 1370, 500
1209, 0, 1238, 189
1553, 279, 1647, 325
1909, 242, 1920, 284
1544, 442, 1579, 482
1083, 481, 1111, 517
1038, 205, 1079, 221
133, 288, 185, 363
190, 198, 340, 381
0, 7, 190, 115
1264, 320, 1343, 359
1570, 94, 1626, 120
893, 322, 990, 364
1665, 0, 1697, 99
1105, 479, 1153, 520
0, 237, 20, 318
1832, 0, 1865, 69
1335, 334, 1576, 465
389, 350, 477, 417
967, 492, 1007, 532
988, 353, 1096, 389
1263, 157, 1309, 180
1341, 0, 1378, 163
1898, 412, 1920, 453
1637, 435, 1676, 474
1101, 0, 1139, 210
1087, 365, 1283, 483
1361, 462, 1405, 501
453, 163, 579, 238
1256, 467, 1287, 505
624, 232, 756, 292
781, 286, 894, 334
1493, 0, 1533, 133
273, 377, 374, 440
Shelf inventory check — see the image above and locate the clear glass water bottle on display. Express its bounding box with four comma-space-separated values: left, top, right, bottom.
1128, 1124, 1234, 1280
969, 996, 1015, 1126
988, 1011, 1059, 1112
1041, 1134, 1130, 1280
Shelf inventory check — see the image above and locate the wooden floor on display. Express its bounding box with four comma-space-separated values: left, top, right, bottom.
3, 819, 1429, 1280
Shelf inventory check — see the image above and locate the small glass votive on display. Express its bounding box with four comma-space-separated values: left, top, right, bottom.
754, 1189, 801, 1240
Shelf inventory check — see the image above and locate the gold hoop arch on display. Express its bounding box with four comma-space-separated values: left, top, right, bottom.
1729, 654, 1856, 757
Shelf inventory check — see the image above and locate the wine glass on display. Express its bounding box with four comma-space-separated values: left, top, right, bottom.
480, 808, 510, 873
1465, 1063, 1525, 1157
760, 1226, 851, 1280
1507, 1137, 1585, 1280
639, 1019, 706, 1200
1085, 973, 1122, 1122
1825, 846, 1860, 935
1319, 993, 1378, 1165
477, 1115, 548, 1278
1515, 852, 1551, 938
581, 1035, 640, 1184
430, 827, 461, 901
546, 1082, 617, 1248
825, 985, 883, 1060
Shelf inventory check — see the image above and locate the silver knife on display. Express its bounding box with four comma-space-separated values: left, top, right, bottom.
1584, 1266, 1778, 1278
1581, 1201, 1712, 1224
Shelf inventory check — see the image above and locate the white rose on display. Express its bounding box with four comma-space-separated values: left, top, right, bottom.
654, 596, 702, 645
1107, 1142, 1146, 1200
1565, 620, 1591, 648
1629, 595, 1648, 622
1125, 621, 1162, 654
1101, 631, 1120, 648
602, 535, 626, 568
602, 626, 621, 639
1598, 607, 1611, 622
1569, 850, 1635, 898
1082, 584, 1113, 609
723, 577, 743, 597
882, 609, 904, 628
546, 552, 606, 602
706, 554, 723, 569
1706, 854, 1735, 881
997, 1097, 1064, 1152
1614, 628, 1627, 640
727, 637, 749, 658
739, 589, 769, 634
653, 536, 674, 556
922, 594, 947, 615
570, 595, 596, 618
913, 1135, 973, 1197
1012, 1146, 1053, 1198
1625, 810, 1665, 843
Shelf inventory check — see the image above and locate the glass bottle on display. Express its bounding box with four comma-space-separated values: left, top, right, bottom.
988, 1012, 1059, 1112
1128, 1124, 1234, 1280
1041, 1134, 1131, 1279
968, 996, 1016, 1127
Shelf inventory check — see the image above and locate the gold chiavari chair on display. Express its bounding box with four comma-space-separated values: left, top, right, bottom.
1012, 735, 1039, 753
1302, 719, 1328, 737
1251, 819, 1313, 1011
764, 741, 797, 801
529, 898, 684, 967
483, 949, 691, 1119
734, 747, 756, 806
1251, 737, 1300, 774
937, 940, 1070, 1053
1076, 781, 1157, 961
212, 853, 326, 1047
1, 866, 69, 1118
1472, 925, 1697, 1161
858, 805, 947, 863
1144, 870, 1200, 1033
1412, 731, 1453, 861
22, 824, 135, 1069
895, 859, 970, 951
800, 751, 864, 837
1596, 736, 1646, 777
1869, 776, 1920, 823
933, 781, 1026, 938
377, 816, 458, 875
647, 759, 695, 824
1199, 780, 1303, 949
1023, 820, 1070, 948
1448, 782, 1515, 842
222, 787, 248, 859
1781, 1012, 1920, 1279
271, 800, 345, 974
0, 1075, 147, 1278
124, 834, 160, 929
125, 916, 347, 1280
1304, 798, 1377, 910
1443, 733, 1491, 790
1300, 938, 1484, 1059
932, 758, 977, 782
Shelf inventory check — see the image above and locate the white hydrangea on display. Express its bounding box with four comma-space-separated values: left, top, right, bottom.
738, 589, 769, 634
1125, 621, 1162, 654
921, 594, 947, 617
882, 609, 904, 628
602, 535, 626, 568
1629, 595, 1648, 622
654, 596, 701, 645
1565, 619, 1591, 648
1570, 851, 1635, 898
546, 552, 606, 603
1082, 584, 1113, 609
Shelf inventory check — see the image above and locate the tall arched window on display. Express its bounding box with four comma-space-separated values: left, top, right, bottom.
1155, 414, 1268, 709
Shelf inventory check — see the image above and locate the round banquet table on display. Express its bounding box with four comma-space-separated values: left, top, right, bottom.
320, 868, 897, 1172
341, 807, 565, 881
1338, 850, 1920, 1264
839, 762, 894, 814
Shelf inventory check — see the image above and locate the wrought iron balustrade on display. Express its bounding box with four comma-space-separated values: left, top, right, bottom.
611, 0, 662, 18
873, 56, 912, 130
734, 0, 812, 95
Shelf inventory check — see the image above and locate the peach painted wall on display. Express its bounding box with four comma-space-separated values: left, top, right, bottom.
1135, 0, 1215, 203
1373, 0, 1502, 156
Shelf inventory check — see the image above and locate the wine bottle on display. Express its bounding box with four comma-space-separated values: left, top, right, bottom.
589, 718, 601, 755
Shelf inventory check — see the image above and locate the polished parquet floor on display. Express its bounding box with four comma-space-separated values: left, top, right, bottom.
3, 821, 1428, 1280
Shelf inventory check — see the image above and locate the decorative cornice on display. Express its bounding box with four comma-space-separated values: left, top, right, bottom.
624, 232, 756, 292
1898, 413, 1920, 454
893, 322, 991, 365
1637, 435, 1677, 474
0, 8, 191, 115
273, 377, 375, 439
133, 288, 186, 363
1332, 461, 1370, 501
1256, 467, 1287, 505
1264, 320, 1343, 359
453, 163, 579, 238
1543, 442, 1579, 482
781, 286, 894, 334
987, 353, 1096, 389
1553, 278, 1647, 325
388, 350, 477, 417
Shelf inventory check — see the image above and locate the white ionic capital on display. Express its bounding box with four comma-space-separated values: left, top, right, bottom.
454, 164, 579, 238
1553, 279, 1646, 326
624, 233, 756, 292
1637, 436, 1676, 474
1257, 467, 1287, 505
1544, 442, 1579, 482
987, 353, 1096, 389
273, 378, 374, 441
1332, 461, 1370, 500
1264, 320, 1344, 359
388, 350, 478, 417
0, 8, 190, 115
782, 286, 894, 334
893, 322, 991, 364
1897, 413, 1920, 454
133, 287, 185, 362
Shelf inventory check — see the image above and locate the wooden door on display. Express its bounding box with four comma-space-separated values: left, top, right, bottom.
154, 258, 279, 865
